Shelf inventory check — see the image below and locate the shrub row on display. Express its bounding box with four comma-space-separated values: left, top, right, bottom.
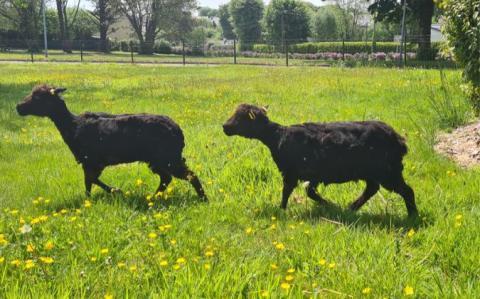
253, 42, 418, 54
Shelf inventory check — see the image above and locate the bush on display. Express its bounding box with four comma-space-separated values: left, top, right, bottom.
440, 0, 480, 114
154, 40, 172, 54
253, 41, 418, 54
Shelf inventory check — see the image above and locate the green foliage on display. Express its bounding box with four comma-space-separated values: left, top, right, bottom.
440, 0, 480, 114
263, 0, 310, 44
198, 6, 218, 18
218, 4, 236, 40
312, 7, 338, 40
229, 0, 264, 50
0, 64, 479, 297
253, 41, 417, 54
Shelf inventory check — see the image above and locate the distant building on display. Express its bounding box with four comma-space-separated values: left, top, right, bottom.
431, 24, 444, 42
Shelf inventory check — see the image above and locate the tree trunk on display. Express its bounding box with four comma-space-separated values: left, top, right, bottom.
98, 0, 109, 52
416, 0, 434, 60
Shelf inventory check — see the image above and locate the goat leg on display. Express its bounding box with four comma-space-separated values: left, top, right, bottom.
280, 176, 296, 209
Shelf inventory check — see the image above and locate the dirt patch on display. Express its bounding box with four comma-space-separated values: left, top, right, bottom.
435, 120, 480, 167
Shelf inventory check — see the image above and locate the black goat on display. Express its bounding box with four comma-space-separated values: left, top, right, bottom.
16, 85, 207, 200
223, 104, 418, 217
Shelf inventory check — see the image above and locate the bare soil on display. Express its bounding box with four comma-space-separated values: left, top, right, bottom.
435, 120, 480, 167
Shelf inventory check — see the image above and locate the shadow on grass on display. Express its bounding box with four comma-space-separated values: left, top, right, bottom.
256, 200, 432, 231
47, 188, 207, 213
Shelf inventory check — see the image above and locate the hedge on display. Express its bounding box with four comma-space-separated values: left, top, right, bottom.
253, 42, 418, 54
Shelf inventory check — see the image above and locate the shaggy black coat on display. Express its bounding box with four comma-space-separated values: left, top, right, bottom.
223, 104, 417, 217
16, 85, 207, 199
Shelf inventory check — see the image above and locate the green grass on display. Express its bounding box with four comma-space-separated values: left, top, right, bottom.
0, 50, 329, 66
0, 64, 479, 298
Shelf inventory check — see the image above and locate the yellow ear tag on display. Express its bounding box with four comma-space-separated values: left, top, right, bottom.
248, 111, 256, 120
49, 89, 55, 95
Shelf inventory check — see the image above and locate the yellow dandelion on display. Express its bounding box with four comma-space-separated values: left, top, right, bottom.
146, 195, 153, 201
455, 214, 463, 221
204, 263, 211, 270
285, 275, 294, 282
129, 265, 137, 272
362, 287, 372, 295
136, 179, 143, 186
24, 259, 35, 270
270, 263, 278, 270
270, 223, 277, 230
60, 209, 68, 214
31, 217, 41, 225
261, 290, 269, 297
117, 262, 126, 268
407, 228, 415, 238
245, 227, 253, 235
159, 260, 168, 267
104, 294, 113, 299
0, 257, 4, 263
275, 243, 285, 250
176, 257, 186, 264
44, 241, 54, 251
204, 251, 214, 257
328, 262, 336, 269
39, 215, 48, 222
26, 244, 35, 253
170, 239, 177, 245
100, 248, 109, 255
318, 259, 326, 265
90, 257, 97, 262
287, 268, 295, 273
84, 200, 92, 208
38, 256, 53, 266
280, 282, 291, 290
10, 209, 19, 215
403, 286, 414, 296
148, 202, 154, 207
10, 259, 21, 267
173, 264, 181, 270
148, 232, 157, 239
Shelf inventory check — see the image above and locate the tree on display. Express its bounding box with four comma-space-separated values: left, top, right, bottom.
368, 0, 435, 60
218, 4, 236, 40
229, 0, 263, 50
312, 6, 339, 40
89, 0, 119, 52
439, 0, 480, 114
332, 0, 370, 41
263, 0, 310, 44
116, 0, 196, 54
198, 6, 217, 17
55, 0, 82, 52
0, 0, 41, 46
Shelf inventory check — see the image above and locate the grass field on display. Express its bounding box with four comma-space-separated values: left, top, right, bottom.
0, 64, 479, 298
0, 50, 327, 66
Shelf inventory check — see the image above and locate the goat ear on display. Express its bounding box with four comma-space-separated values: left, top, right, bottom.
54, 88, 67, 95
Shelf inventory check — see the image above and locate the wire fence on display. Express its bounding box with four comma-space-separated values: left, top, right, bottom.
0, 37, 456, 68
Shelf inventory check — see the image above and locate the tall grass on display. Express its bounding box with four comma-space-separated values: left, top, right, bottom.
427, 69, 472, 129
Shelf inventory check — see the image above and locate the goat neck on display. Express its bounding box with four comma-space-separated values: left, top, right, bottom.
255, 121, 284, 151
49, 101, 77, 142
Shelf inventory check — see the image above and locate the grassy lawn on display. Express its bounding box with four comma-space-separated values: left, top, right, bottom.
0, 64, 479, 297
0, 50, 328, 66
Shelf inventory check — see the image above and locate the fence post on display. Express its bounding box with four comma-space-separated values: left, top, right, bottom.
30, 47, 34, 63
342, 36, 345, 61
285, 39, 289, 67
182, 40, 185, 66
80, 41, 84, 62
233, 39, 237, 65
130, 41, 134, 64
